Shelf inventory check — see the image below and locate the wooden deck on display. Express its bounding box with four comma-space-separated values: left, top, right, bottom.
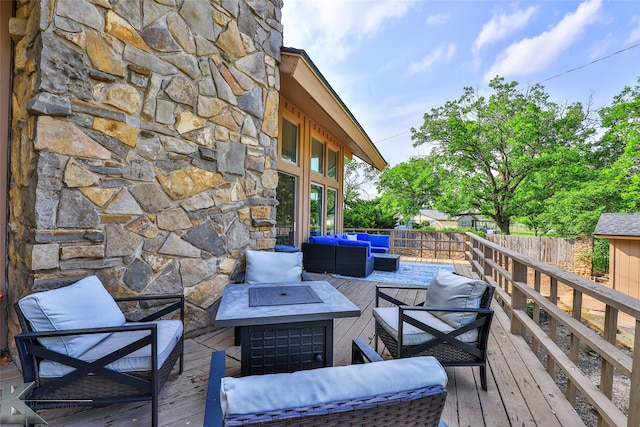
0, 258, 586, 426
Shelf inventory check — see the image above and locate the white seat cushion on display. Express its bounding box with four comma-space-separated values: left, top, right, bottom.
39, 319, 183, 378
373, 306, 479, 346
424, 270, 488, 329
18, 276, 126, 358
245, 250, 303, 284
220, 355, 447, 416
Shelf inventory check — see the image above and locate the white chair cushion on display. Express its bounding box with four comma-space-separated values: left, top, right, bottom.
220, 355, 447, 416
245, 250, 303, 284
39, 319, 183, 378
18, 276, 126, 358
373, 306, 479, 346
424, 270, 488, 329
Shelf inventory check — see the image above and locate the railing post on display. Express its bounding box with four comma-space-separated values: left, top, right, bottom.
510, 260, 527, 336
483, 245, 493, 281
598, 305, 618, 427
547, 277, 558, 376
567, 289, 583, 405
531, 271, 542, 353
628, 319, 640, 427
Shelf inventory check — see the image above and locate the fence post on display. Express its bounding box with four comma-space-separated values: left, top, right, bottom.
390, 229, 395, 253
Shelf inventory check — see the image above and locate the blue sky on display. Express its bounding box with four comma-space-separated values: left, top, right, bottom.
281, 0, 640, 167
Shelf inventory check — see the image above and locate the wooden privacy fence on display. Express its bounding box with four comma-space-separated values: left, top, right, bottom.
468, 232, 639, 427
487, 235, 593, 271
344, 229, 467, 259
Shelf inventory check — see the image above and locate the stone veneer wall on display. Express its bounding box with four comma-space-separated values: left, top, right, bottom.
7, 0, 283, 339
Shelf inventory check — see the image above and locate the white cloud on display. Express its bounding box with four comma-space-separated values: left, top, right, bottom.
282, 0, 412, 62
473, 6, 539, 53
409, 42, 457, 73
426, 13, 450, 26
628, 16, 640, 43
484, 0, 603, 81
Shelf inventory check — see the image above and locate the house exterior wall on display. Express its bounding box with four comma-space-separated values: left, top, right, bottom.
6, 0, 284, 344
278, 97, 344, 244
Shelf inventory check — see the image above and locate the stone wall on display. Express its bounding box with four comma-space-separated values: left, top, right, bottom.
7, 0, 283, 338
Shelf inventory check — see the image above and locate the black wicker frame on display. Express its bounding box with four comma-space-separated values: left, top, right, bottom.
14, 294, 184, 427
302, 242, 374, 277
301, 242, 336, 273
375, 283, 495, 390
204, 341, 447, 427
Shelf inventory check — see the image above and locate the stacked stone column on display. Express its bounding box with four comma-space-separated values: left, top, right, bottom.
7, 0, 283, 334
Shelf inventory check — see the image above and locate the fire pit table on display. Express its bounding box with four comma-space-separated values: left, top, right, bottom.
215, 281, 360, 376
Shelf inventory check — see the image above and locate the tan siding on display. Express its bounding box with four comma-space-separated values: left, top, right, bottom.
610, 239, 640, 298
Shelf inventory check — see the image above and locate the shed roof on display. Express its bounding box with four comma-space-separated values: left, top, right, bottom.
593, 213, 640, 238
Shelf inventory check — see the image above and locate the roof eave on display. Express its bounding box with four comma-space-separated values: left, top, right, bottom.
279, 47, 387, 171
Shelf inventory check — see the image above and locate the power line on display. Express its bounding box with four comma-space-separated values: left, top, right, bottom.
373, 41, 640, 145
539, 41, 640, 84
375, 130, 411, 143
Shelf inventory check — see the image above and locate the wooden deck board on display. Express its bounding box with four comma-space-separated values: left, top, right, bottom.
0, 258, 586, 427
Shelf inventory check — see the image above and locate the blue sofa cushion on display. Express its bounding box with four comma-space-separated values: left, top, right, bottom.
309, 236, 339, 245
355, 234, 390, 253
339, 238, 371, 257
367, 234, 390, 249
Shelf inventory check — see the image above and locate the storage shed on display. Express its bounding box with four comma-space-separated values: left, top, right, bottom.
593, 213, 640, 298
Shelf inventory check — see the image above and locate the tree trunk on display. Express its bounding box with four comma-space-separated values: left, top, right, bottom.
496, 216, 510, 235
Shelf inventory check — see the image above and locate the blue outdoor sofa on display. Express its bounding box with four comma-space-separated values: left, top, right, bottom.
301, 233, 389, 277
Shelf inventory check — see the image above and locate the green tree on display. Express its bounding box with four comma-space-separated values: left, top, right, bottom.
403, 77, 593, 234
537, 77, 640, 237
343, 157, 381, 205
343, 197, 397, 229
377, 156, 443, 224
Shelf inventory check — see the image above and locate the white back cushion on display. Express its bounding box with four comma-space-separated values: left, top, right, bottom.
424, 269, 488, 329
245, 250, 303, 284
221, 355, 447, 416
18, 276, 126, 357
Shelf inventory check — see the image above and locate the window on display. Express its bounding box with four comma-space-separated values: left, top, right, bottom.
281, 118, 298, 164
276, 172, 296, 245
326, 188, 336, 235
327, 148, 337, 179
311, 138, 324, 174
310, 184, 323, 236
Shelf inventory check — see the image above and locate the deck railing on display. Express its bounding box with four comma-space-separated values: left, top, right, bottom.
467, 232, 639, 427
344, 229, 467, 259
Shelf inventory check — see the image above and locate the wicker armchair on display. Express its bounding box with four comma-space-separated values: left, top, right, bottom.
204, 340, 448, 427
14, 276, 184, 427
374, 270, 495, 391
